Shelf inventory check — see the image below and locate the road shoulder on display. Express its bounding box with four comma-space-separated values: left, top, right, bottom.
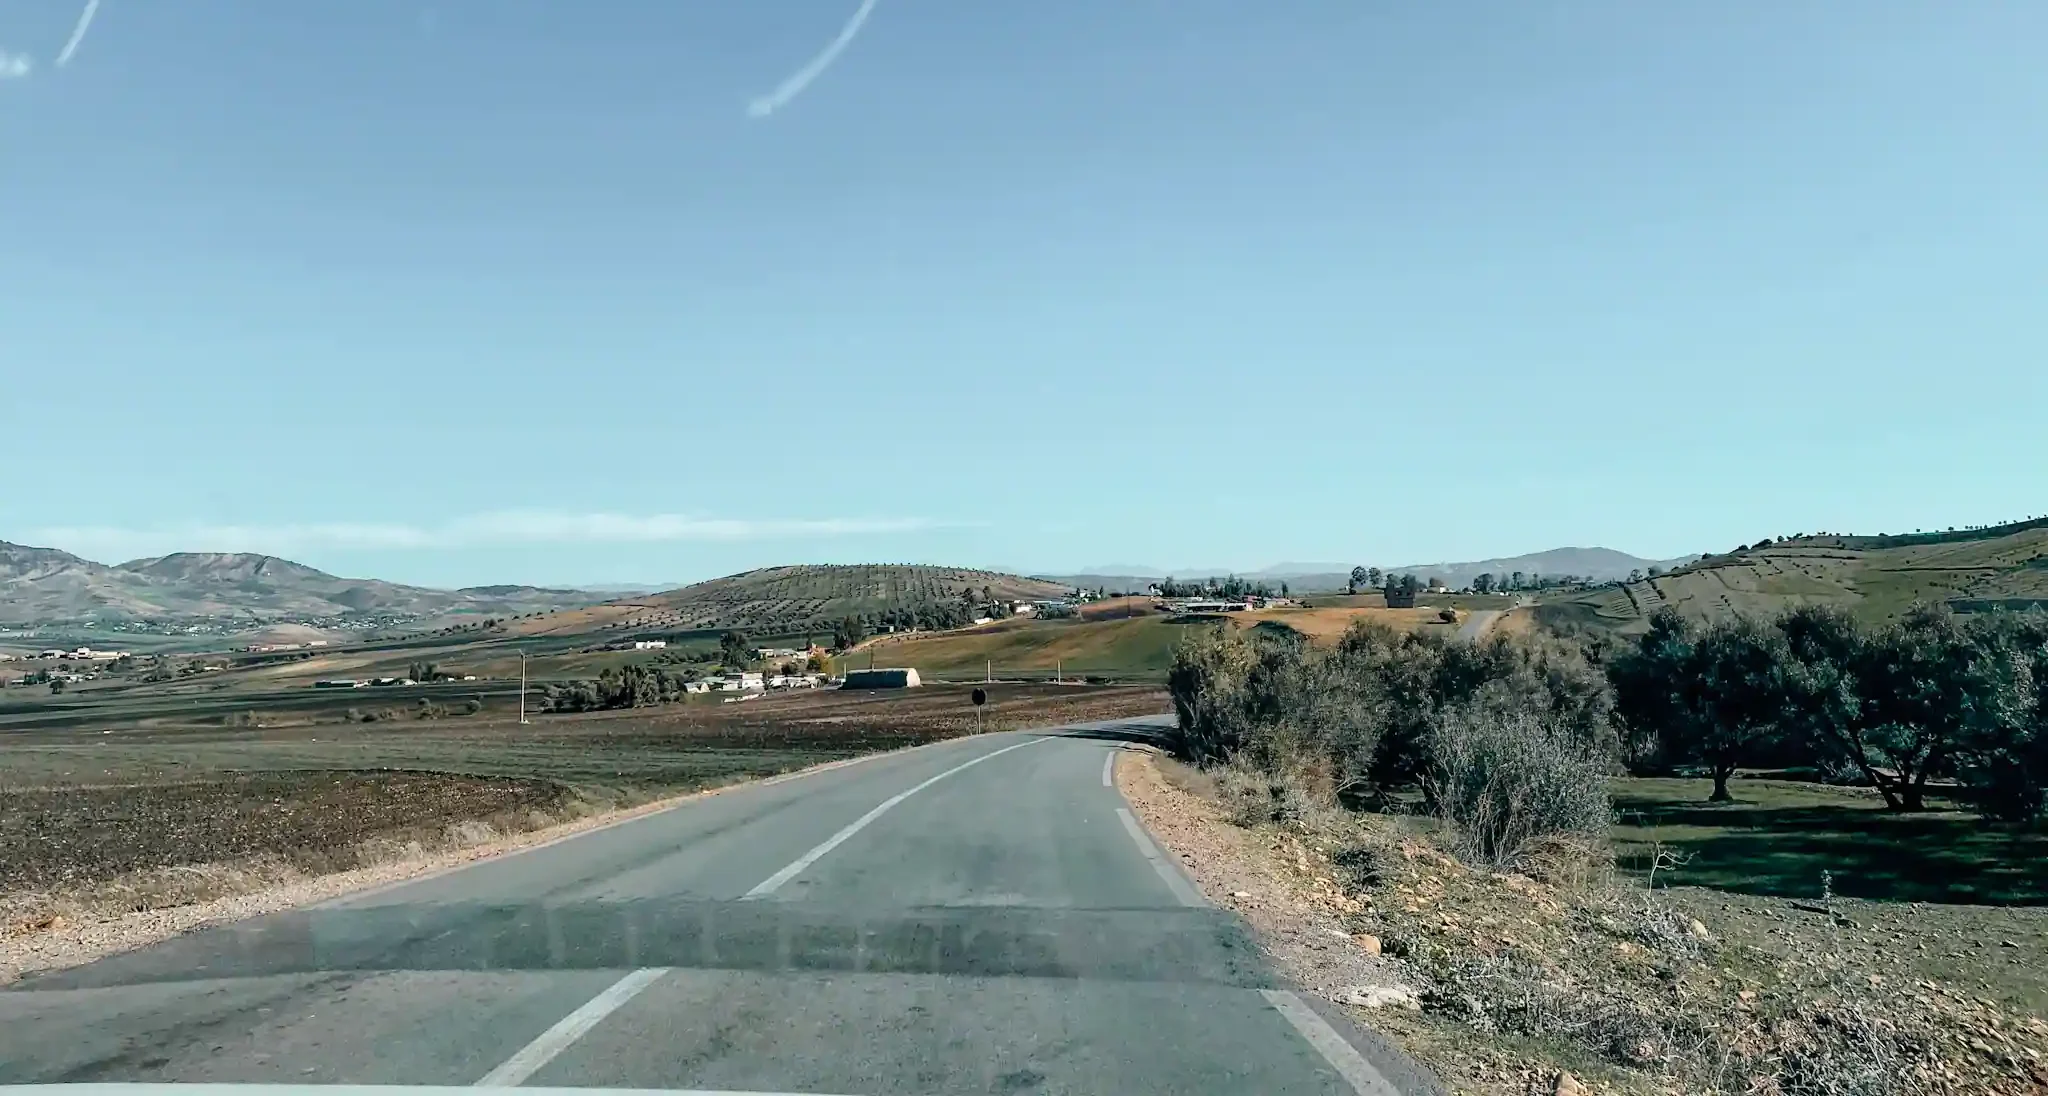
1114, 748, 1445, 1096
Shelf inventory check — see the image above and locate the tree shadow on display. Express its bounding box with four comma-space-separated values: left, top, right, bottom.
1612, 788, 2048, 905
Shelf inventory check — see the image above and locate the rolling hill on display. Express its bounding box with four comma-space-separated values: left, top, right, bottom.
517, 564, 1076, 639
0, 541, 612, 625
843, 603, 1454, 680
1536, 519, 2048, 633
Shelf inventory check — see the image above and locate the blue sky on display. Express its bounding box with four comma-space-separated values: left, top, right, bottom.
3, 1, 2044, 588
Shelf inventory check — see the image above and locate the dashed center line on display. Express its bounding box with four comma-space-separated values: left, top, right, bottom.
743, 735, 1048, 898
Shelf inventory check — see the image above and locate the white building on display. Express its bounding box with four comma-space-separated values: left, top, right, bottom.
719, 671, 765, 692
632, 640, 667, 650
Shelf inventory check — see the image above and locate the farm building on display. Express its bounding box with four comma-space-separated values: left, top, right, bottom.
840, 667, 922, 690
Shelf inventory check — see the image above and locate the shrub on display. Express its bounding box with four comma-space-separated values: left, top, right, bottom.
1421, 699, 1613, 868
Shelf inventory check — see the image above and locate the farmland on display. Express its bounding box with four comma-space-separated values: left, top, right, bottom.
843, 602, 1462, 680
1, 683, 1168, 917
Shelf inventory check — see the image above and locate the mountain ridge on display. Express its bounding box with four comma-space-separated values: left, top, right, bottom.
0, 541, 616, 625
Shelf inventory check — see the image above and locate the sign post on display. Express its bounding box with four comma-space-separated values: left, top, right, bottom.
971, 686, 987, 734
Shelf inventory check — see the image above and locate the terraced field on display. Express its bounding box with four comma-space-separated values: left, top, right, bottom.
1537, 518, 2048, 632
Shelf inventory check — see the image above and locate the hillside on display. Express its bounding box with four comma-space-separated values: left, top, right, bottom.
845, 603, 1453, 680
0, 541, 612, 625
528, 564, 1074, 639
1537, 519, 2048, 633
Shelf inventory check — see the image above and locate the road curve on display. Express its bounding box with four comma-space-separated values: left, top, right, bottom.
0, 717, 1438, 1095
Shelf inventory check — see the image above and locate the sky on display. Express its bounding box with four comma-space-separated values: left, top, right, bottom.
3, 0, 2044, 588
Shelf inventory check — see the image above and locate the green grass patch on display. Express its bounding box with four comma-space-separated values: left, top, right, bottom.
1611, 775, 2048, 906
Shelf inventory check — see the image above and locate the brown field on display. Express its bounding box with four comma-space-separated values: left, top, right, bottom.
1078, 596, 1163, 621
0, 684, 1168, 908
1232, 606, 1447, 642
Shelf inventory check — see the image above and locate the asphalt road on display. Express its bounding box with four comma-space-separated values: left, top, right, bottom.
0, 717, 1437, 1095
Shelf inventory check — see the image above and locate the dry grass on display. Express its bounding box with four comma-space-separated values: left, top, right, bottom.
1231, 607, 1447, 642
1119, 751, 2048, 1096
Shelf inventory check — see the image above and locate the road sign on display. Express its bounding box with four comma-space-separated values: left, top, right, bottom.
971, 687, 987, 707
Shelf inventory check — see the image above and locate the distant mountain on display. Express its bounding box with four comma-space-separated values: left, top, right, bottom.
0, 541, 617, 625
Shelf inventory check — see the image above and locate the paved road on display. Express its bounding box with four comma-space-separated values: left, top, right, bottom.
0, 717, 1437, 1094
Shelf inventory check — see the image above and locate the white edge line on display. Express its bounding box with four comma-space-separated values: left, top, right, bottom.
742, 735, 1048, 898
1101, 748, 1116, 787
322, 734, 946, 908
1260, 988, 1405, 1096
1115, 806, 1205, 908
474, 967, 671, 1087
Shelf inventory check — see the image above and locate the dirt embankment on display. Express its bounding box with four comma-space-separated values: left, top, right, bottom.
1116, 751, 2048, 1096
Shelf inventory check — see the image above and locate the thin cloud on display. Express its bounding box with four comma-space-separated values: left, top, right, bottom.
55, 0, 99, 67
0, 49, 32, 79
27, 510, 948, 561
747, 0, 879, 118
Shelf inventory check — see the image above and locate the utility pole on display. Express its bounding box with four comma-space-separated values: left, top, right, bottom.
517, 649, 529, 725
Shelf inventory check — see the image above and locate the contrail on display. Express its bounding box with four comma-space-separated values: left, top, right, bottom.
55, 0, 100, 67
746, 0, 879, 118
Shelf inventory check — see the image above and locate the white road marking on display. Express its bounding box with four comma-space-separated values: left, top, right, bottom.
325, 735, 957, 910
1261, 988, 1405, 1096
1115, 807, 1205, 907
1101, 749, 1116, 787
743, 736, 1048, 898
474, 967, 671, 1087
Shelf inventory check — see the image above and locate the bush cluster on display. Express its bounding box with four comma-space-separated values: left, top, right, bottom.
540, 664, 701, 713
1167, 622, 1617, 865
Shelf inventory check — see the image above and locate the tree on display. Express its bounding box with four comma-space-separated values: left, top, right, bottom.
1280, 581, 1290, 597
49, 678, 66, 695
719, 630, 752, 667
831, 616, 866, 651
1472, 573, 1495, 595
408, 661, 440, 683
1850, 607, 2030, 811
1684, 617, 1797, 801
1610, 610, 1792, 800
1367, 567, 1383, 588
1348, 566, 1369, 595
1398, 573, 1422, 596
1510, 571, 1525, 591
